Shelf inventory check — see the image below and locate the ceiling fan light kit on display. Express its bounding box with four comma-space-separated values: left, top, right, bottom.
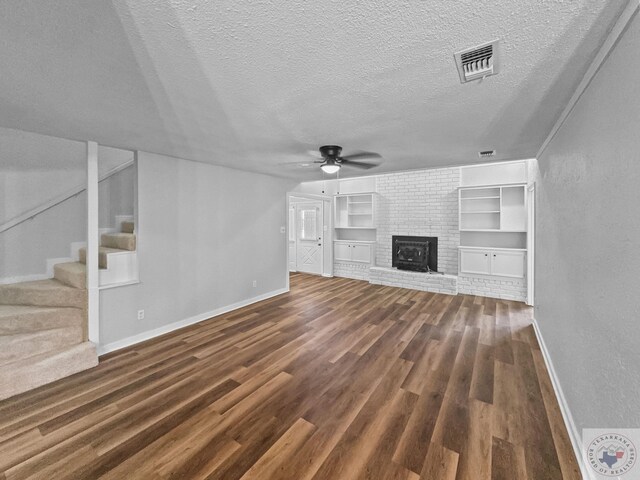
314, 145, 382, 175
320, 159, 341, 174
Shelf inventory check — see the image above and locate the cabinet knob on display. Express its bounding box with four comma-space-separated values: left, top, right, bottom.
484, 254, 488, 257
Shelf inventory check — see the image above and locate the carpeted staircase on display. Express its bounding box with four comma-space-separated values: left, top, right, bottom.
78, 220, 136, 268
0, 220, 136, 400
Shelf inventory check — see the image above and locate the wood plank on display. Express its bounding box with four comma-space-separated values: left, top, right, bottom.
419, 443, 459, 480
0, 273, 576, 480
240, 418, 316, 480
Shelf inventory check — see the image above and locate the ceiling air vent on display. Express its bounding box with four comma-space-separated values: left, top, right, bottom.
478, 150, 496, 158
454, 40, 500, 83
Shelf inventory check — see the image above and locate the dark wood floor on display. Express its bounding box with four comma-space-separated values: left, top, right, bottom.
0, 273, 580, 479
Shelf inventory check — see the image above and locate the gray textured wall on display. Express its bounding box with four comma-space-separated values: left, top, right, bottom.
536, 13, 640, 432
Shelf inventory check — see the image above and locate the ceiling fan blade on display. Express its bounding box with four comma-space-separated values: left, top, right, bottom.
340, 151, 382, 161
277, 161, 316, 168
341, 159, 381, 169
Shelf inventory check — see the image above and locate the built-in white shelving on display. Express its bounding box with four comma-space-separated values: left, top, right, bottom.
335, 193, 376, 229
334, 192, 377, 263
458, 185, 526, 232
458, 161, 530, 283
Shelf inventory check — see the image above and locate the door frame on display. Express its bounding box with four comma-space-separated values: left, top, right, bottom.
527, 183, 535, 306
294, 200, 324, 276
286, 192, 333, 290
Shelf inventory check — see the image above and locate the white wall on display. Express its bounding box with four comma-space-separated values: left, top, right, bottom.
98, 164, 135, 229
0, 127, 85, 224
0, 193, 86, 281
0, 128, 87, 280
0, 127, 135, 280
99, 152, 294, 348
536, 12, 640, 431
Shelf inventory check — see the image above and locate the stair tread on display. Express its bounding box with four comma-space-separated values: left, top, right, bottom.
0, 305, 61, 314
0, 342, 98, 400
0, 305, 83, 335
54, 262, 87, 288
80, 246, 131, 255
0, 325, 79, 340
0, 278, 82, 292
0, 279, 86, 308
101, 232, 136, 251
5, 341, 95, 366
0, 325, 84, 366
121, 221, 135, 233
54, 261, 86, 273
0, 305, 77, 316
102, 233, 135, 239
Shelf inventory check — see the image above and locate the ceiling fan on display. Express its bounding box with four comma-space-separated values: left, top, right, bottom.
315, 145, 382, 174
282, 145, 382, 174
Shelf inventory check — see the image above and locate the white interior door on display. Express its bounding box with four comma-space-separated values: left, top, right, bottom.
288, 206, 296, 271
296, 201, 323, 275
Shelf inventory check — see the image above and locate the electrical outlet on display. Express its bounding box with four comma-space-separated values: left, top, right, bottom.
280, 226, 286, 234
137, 310, 145, 320
252, 280, 257, 288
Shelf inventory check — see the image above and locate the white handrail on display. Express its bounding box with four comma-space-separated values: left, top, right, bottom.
0, 159, 134, 234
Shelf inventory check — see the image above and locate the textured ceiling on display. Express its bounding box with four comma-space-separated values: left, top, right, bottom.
0, 1, 628, 179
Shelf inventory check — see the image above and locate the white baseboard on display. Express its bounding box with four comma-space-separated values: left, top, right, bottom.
532, 318, 588, 479
0, 273, 50, 285
97, 287, 289, 356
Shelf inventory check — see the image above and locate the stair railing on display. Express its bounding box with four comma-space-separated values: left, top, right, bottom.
0, 159, 134, 235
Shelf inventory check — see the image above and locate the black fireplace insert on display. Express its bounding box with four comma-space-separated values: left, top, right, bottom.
392, 235, 438, 272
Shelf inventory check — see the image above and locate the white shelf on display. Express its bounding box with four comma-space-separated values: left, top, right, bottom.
335, 193, 377, 243
461, 196, 500, 200
460, 229, 526, 232
457, 182, 527, 189
334, 240, 375, 244
461, 211, 500, 214
335, 226, 376, 229
458, 246, 526, 251
459, 184, 526, 232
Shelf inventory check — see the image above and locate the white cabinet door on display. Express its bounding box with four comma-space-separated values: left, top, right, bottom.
460, 250, 491, 275
491, 251, 525, 278
351, 244, 371, 263
334, 242, 351, 262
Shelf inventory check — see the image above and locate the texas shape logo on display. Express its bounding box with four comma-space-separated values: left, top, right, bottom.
587, 433, 637, 477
